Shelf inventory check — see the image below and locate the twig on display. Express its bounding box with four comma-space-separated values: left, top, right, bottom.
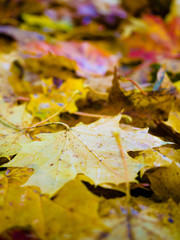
125, 77, 147, 96
74, 112, 109, 118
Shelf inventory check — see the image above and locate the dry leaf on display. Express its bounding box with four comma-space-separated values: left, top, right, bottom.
3, 115, 170, 196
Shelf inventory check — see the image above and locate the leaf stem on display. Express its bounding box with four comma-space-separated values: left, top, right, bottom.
125, 77, 147, 96
74, 112, 109, 118
0, 118, 21, 131
26, 121, 70, 131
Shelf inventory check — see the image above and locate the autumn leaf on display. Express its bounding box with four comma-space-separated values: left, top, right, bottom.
99, 197, 180, 240
3, 115, 170, 196
42, 179, 108, 240
27, 77, 88, 121
0, 98, 32, 160
163, 104, 180, 134
0, 175, 44, 239
25, 54, 77, 79
121, 14, 179, 62
0, 175, 107, 240
0, 1, 180, 239
23, 41, 119, 77
147, 161, 180, 202
108, 71, 176, 128
21, 13, 73, 32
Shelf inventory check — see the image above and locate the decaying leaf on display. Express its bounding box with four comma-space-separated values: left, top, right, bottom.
108, 71, 176, 127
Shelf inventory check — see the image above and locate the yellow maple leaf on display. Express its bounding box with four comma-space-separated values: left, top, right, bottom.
42, 179, 108, 240
3, 115, 170, 196
99, 197, 180, 240
0, 98, 32, 159
27, 77, 88, 121
0, 176, 107, 239
0, 175, 44, 239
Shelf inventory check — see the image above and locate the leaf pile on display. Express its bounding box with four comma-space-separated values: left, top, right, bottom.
0, 0, 180, 239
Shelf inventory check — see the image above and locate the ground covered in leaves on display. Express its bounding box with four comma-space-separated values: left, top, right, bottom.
0, 0, 180, 239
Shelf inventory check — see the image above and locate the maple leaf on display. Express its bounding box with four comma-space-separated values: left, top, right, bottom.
0, 98, 32, 159
42, 179, 108, 240
3, 115, 170, 196
158, 102, 180, 144
0, 175, 44, 239
147, 161, 180, 202
0, 175, 107, 239
163, 105, 180, 134
27, 77, 88, 121
108, 71, 176, 128
25, 54, 77, 79
121, 14, 180, 62
129, 148, 173, 177
0, 52, 20, 97
23, 41, 119, 77
21, 13, 73, 32
99, 197, 180, 240
0, 1, 180, 238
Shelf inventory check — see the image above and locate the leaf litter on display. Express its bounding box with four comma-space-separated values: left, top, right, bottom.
0, 0, 180, 239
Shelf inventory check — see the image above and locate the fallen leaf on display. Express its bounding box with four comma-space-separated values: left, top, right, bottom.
153, 64, 175, 91
3, 115, 170, 196
147, 161, 180, 202
24, 41, 119, 77
163, 105, 180, 134
25, 54, 77, 79
42, 179, 108, 240
99, 197, 180, 240
0, 175, 44, 239
4, 167, 34, 186
27, 77, 88, 120
0, 98, 32, 159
